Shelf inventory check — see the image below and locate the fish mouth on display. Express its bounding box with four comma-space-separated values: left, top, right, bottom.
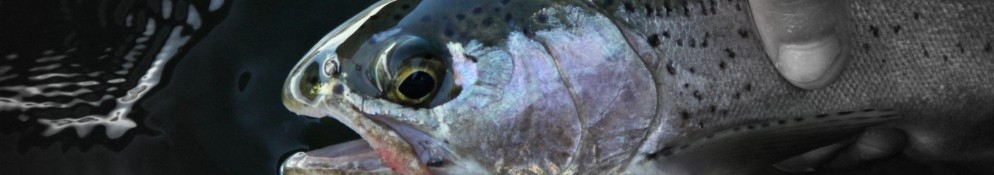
281, 83, 446, 175
280, 102, 436, 175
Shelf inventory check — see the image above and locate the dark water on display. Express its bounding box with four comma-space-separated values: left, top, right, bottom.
1, 0, 371, 174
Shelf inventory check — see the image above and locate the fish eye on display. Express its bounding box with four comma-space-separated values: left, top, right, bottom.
388, 60, 442, 105
373, 35, 457, 107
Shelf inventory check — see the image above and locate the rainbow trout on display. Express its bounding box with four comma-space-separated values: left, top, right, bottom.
281, 0, 994, 174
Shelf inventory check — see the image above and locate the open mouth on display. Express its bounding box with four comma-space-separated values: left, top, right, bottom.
282, 116, 393, 175
282, 115, 391, 174
281, 112, 449, 175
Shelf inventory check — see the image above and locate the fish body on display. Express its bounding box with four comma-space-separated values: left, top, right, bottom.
281, 0, 994, 174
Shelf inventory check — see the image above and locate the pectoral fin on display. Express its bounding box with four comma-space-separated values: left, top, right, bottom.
644, 109, 900, 175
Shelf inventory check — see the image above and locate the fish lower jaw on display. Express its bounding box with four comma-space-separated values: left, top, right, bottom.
282, 139, 394, 175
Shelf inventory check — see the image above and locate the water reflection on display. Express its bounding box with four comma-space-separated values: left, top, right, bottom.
1, 0, 370, 174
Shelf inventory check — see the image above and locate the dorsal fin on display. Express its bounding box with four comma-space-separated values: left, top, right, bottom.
640, 109, 899, 174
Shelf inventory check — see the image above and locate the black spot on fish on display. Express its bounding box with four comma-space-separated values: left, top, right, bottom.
923, 44, 930, 57
743, 83, 752, 91
682, 83, 690, 89
718, 61, 727, 70
482, 17, 494, 27
494, 7, 501, 13
892, 25, 902, 34
472, 7, 483, 15
795, 117, 805, 122
732, 92, 741, 100
647, 34, 661, 47
662, 2, 673, 15
444, 28, 454, 37
680, 111, 691, 119
735, 2, 742, 11
778, 120, 787, 125
645, 3, 655, 16
692, 90, 702, 100
956, 43, 965, 53
708, 105, 716, 113
676, 39, 683, 46
869, 26, 881, 37
688, 67, 696, 74
720, 110, 729, 116
863, 43, 871, 51
665, 61, 676, 75
816, 114, 829, 118
724, 48, 736, 58
747, 125, 755, 130
913, 12, 922, 20
838, 111, 854, 115
689, 39, 697, 48
985, 41, 993, 53
662, 31, 671, 38
602, 0, 614, 6
536, 14, 548, 24
237, 71, 251, 92
738, 28, 749, 38
332, 84, 344, 94
683, 4, 691, 17
623, 2, 635, 13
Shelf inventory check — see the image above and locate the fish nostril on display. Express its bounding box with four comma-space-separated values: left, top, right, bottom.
296, 61, 321, 104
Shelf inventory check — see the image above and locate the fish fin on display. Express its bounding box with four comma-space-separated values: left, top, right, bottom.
646, 109, 899, 175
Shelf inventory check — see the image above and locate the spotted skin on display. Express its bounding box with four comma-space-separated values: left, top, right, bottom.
282, 0, 994, 174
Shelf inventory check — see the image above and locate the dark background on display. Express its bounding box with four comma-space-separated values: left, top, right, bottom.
0, 1, 372, 174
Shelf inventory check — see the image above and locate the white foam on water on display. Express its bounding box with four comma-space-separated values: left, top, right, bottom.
187, 4, 201, 29
29, 73, 80, 80
162, 0, 172, 19
209, 0, 224, 11
36, 55, 66, 63
28, 64, 62, 72
0, 15, 195, 139
38, 21, 191, 138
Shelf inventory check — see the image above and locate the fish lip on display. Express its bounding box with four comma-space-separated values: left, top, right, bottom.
282, 98, 433, 175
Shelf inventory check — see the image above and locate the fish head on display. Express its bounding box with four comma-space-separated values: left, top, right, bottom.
282, 0, 590, 174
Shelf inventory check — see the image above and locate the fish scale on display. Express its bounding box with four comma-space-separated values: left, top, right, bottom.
598, 0, 994, 173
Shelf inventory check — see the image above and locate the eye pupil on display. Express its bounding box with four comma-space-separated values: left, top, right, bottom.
398, 71, 436, 99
